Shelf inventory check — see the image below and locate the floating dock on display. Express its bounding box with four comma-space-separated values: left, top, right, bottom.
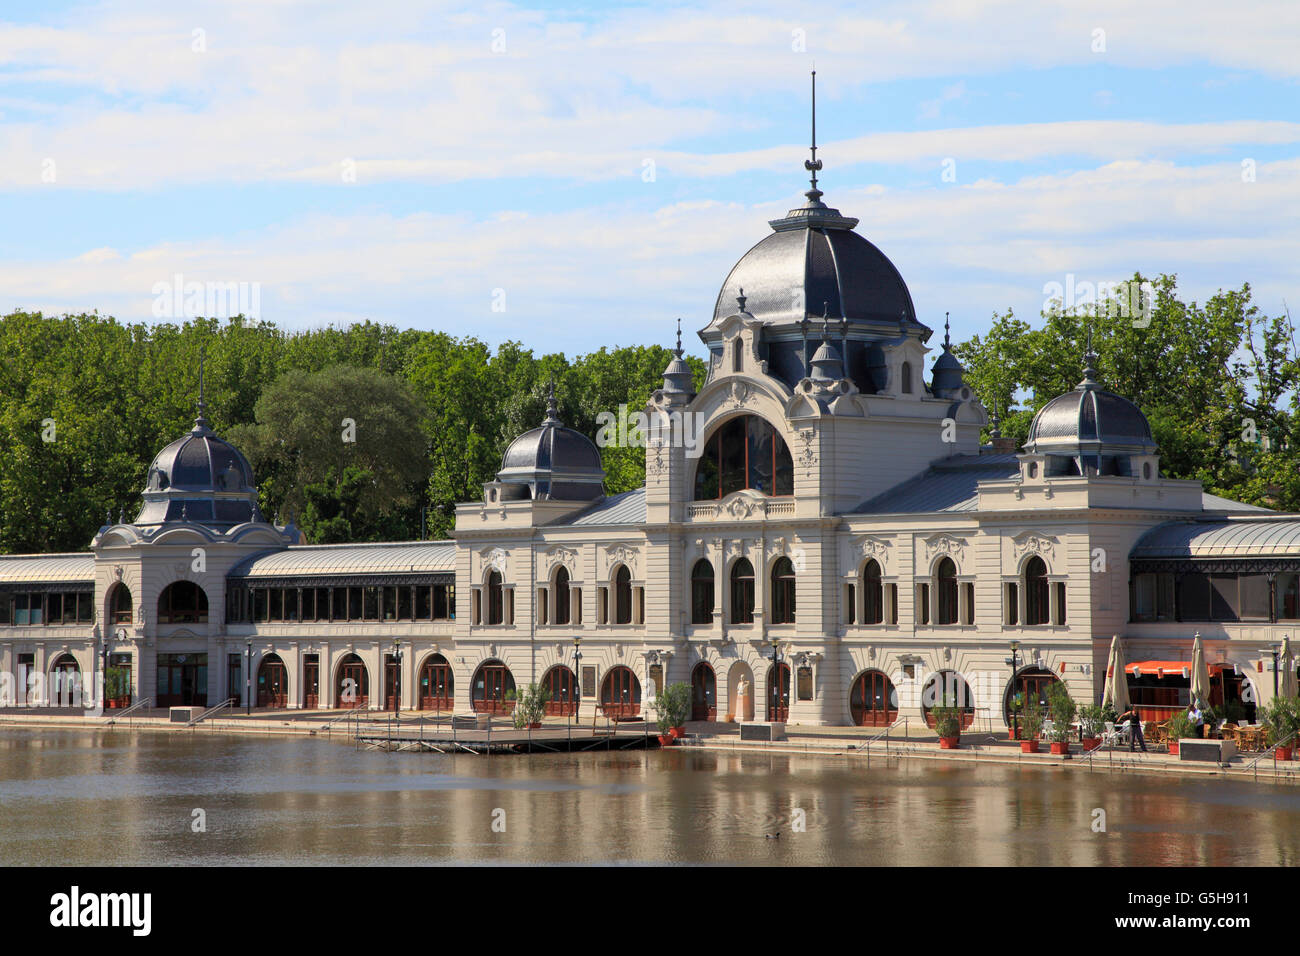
354, 721, 663, 754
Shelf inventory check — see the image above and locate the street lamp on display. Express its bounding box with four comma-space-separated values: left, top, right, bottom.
767, 640, 784, 721
572, 637, 583, 724
1007, 640, 1021, 740
245, 637, 252, 716
392, 639, 402, 715
1273, 642, 1282, 699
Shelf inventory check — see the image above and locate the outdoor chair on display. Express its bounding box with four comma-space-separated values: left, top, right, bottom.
1041, 719, 1054, 741
1100, 721, 1128, 748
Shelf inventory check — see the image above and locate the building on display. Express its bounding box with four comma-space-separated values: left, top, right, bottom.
0, 155, 1292, 731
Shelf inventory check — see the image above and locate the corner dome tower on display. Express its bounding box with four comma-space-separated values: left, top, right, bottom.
1023, 341, 1157, 477
496, 383, 605, 501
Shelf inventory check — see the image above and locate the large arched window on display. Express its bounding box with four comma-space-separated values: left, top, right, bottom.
935, 557, 958, 625
900, 361, 914, 394
257, 653, 289, 708
486, 570, 504, 626
419, 654, 454, 711
730, 558, 755, 624
336, 653, 369, 709
158, 581, 208, 624
1024, 556, 1049, 626
613, 565, 633, 625
850, 670, 897, 726
693, 416, 794, 500
771, 557, 796, 624
863, 560, 883, 625
471, 660, 516, 714
690, 559, 714, 624
553, 567, 571, 626
921, 670, 975, 729
108, 583, 133, 625
600, 666, 641, 718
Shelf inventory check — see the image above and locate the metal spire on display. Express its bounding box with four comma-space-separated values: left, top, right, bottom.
1080, 321, 1099, 387
943, 311, 951, 349
544, 376, 561, 424
674, 317, 683, 356
194, 344, 210, 431
804, 71, 823, 196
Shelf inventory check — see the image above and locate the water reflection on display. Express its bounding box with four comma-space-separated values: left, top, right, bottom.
2, 729, 1300, 865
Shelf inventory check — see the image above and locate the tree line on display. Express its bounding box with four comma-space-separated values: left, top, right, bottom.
0, 273, 1292, 553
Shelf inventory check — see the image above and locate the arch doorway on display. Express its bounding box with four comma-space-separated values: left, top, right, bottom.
922, 670, 975, 729
471, 660, 515, 714
691, 662, 717, 721
726, 661, 755, 722
419, 654, 454, 711
257, 653, 289, 708
849, 670, 898, 727
600, 666, 641, 718
50, 653, 81, 707
335, 653, 369, 709
542, 665, 577, 716
1004, 666, 1061, 724
766, 662, 790, 721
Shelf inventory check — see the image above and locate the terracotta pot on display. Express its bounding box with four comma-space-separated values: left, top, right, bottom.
1050, 742, 1070, 755
658, 734, 674, 747
670, 726, 686, 739
939, 736, 960, 749
527, 722, 542, 730
1082, 737, 1101, 752
1168, 741, 1179, 755
1021, 740, 1039, 754
1277, 745, 1293, 761
1008, 728, 1021, 741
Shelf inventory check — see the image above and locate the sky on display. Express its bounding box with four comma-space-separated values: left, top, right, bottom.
0, 0, 1296, 361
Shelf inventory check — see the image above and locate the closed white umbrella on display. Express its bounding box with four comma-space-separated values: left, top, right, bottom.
1283, 635, 1298, 698
1102, 635, 1130, 713
1191, 633, 1211, 708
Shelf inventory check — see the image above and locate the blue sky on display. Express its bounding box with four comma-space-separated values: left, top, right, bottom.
0, 0, 1296, 359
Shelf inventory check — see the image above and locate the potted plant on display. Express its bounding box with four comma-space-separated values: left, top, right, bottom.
1166, 710, 1193, 754
932, 700, 962, 749
511, 683, 550, 730
1078, 703, 1106, 751
1046, 682, 1077, 755
1263, 696, 1299, 760
654, 682, 691, 739
1019, 696, 1043, 753
1006, 692, 1023, 740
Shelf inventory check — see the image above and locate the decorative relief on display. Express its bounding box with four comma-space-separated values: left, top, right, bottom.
604, 544, 640, 576
797, 428, 817, 477
479, 546, 508, 573
725, 496, 756, 519
923, 533, 966, 563
546, 546, 577, 574
726, 381, 752, 409
766, 535, 802, 560
854, 535, 891, 567
1011, 531, 1058, 561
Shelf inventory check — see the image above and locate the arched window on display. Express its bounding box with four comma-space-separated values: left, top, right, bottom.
732, 338, 743, 373
690, 559, 714, 624
613, 565, 633, 625
901, 361, 913, 394
471, 659, 516, 714
50, 653, 81, 707
257, 653, 288, 708
1024, 556, 1050, 626
730, 558, 755, 624
108, 584, 133, 625
553, 567, 571, 626
921, 670, 975, 729
486, 570, 504, 626
419, 654, 454, 711
850, 670, 898, 726
541, 665, 576, 716
158, 581, 208, 624
336, 653, 369, 709
600, 666, 641, 718
691, 662, 717, 720
767, 662, 790, 721
1004, 667, 1061, 725
771, 557, 796, 624
694, 415, 794, 500
935, 557, 958, 625
863, 560, 883, 625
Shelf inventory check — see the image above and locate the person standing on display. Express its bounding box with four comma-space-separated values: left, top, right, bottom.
1117, 704, 1147, 753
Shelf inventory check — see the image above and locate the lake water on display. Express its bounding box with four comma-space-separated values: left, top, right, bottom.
2, 728, 1300, 866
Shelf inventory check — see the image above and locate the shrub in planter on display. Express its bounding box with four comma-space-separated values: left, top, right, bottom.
1078, 703, 1105, 750
510, 684, 550, 730
1263, 696, 1300, 756
1019, 697, 1043, 753
654, 682, 692, 736
932, 702, 962, 748
1166, 711, 1194, 753
1006, 692, 1023, 740
1223, 700, 1247, 726
1046, 683, 1077, 755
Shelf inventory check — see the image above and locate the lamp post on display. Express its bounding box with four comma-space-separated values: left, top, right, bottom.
392, 639, 402, 715
767, 640, 784, 721
1272, 642, 1281, 699
245, 638, 252, 716
572, 637, 583, 724
1008, 640, 1020, 740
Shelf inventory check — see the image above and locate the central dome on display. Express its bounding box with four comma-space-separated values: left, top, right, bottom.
712, 194, 918, 327
134, 409, 262, 527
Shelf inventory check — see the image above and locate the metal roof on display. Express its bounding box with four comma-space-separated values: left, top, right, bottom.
1200, 492, 1271, 514
0, 553, 96, 585
228, 541, 457, 578
1131, 519, 1300, 560
564, 488, 647, 526
849, 454, 1020, 515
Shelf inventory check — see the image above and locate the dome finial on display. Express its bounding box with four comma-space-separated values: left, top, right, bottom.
944, 311, 951, 350
736, 287, 747, 313
804, 70, 823, 199
1079, 321, 1099, 388
991, 401, 1002, 439
821, 301, 831, 341
674, 317, 683, 357
193, 343, 211, 433
543, 377, 561, 424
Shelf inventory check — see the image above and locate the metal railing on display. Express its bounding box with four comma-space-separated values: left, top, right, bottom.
104, 696, 152, 726
1246, 728, 1299, 779
187, 697, 237, 727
